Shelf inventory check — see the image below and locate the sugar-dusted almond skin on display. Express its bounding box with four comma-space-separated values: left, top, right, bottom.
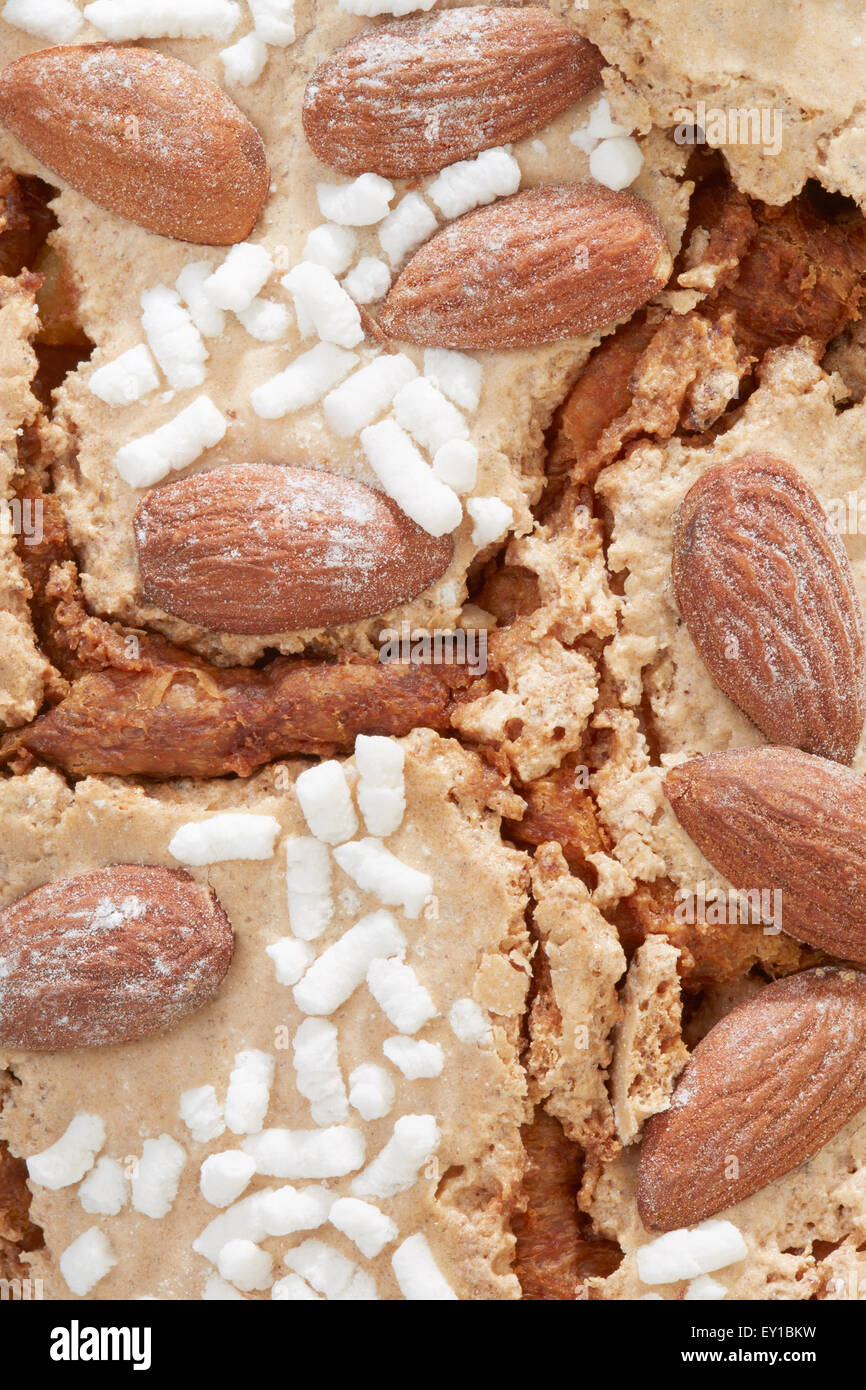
379, 184, 672, 350
134, 462, 454, 635
672, 455, 866, 764
638, 967, 866, 1231
0, 865, 233, 1050
665, 746, 866, 962
0, 45, 268, 244
302, 6, 604, 179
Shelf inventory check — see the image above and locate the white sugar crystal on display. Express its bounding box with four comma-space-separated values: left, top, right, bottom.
272, 1274, 320, 1300
204, 243, 273, 313
383, 1036, 444, 1078
79, 1157, 129, 1216
169, 812, 280, 864
59, 1228, 117, 1297
83, 0, 240, 39
225, 1050, 275, 1135
317, 174, 395, 227
637, 1220, 748, 1285
194, 1191, 272, 1262
333, 839, 433, 919
267, 936, 315, 986
394, 377, 468, 455
2, 0, 82, 41
257, 1184, 333, 1236
89, 345, 159, 407
251, 342, 357, 418
354, 733, 406, 837
200, 1151, 257, 1207
140, 285, 207, 391
588, 97, 631, 140
202, 1272, 247, 1300
351, 1114, 439, 1199
283, 1239, 376, 1300
324, 353, 416, 438
28, 1114, 105, 1190
282, 263, 364, 348
303, 224, 358, 277
179, 1085, 225, 1144
348, 1063, 395, 1121
570, 124, 598, 156
340, 1270, 380, 1300
432, 440, 478, 495
220, 32, 268, 85
330, 1197, 397, 1259
448, 998, 492, 1045
392, 1233, 457, 1300
342, 256, 392, 305
292, 1019, 349, 1124
294, 911, 406, 1016
285, 837, 334, 941
131, 1135, 185, 1219
367, 957, 435, 1034
175, 262, 226, 338
427, 147, 521, 220
243, 1126, 365, 1179
467, 496, 513, 548
423, 347, 482, 412
360, 418, 462, 538
218, 1238, 273, 1292
237, 297, 291, 341
379, 193, 438, 267
249, 0, 295, 44
338, 0, 435, 14
354, 731, 405, 782
295, 762, 357, 844
685, 1274, 727, 1300
114, 394, 226, 488
590, 136, 644, 191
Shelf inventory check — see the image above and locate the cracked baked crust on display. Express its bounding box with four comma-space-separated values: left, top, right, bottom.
571, 0, 866, 213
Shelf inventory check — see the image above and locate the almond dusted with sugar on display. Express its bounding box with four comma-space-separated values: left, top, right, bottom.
134, 462, 454, 635
672, 455, 866, 763
665, 745, 866, 962
379, 184, 672, 350
0, 45, 268, 244
638, 968, 866, 1231
303, 6, 604, 178
0, 865, 233, 1050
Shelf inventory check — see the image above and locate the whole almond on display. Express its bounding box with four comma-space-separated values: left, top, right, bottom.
0, 865, 233, 1050
134, 462, 454, 635
665, 745, 866, 961
303, 6, 604, 178
379, 184, 672, 350
672, 455, 866, 763
638, 967, 866, 1231
0, 45, 269, 244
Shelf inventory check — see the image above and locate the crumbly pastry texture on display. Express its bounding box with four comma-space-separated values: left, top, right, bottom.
0, 0, 865, 1303
571, 0, 866, 213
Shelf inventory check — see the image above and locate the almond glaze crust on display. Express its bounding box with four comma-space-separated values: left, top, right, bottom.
0, 0, 866, 1307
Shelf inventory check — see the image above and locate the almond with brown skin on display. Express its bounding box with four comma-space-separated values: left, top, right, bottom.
0, 865, 233, 1050
638, 967, 866, 1231
672, 454, 866, 763
379, 184, 672, 350
134, 462, 454, 635
303, 7, 605, 179
0, 45, 269, 244
665, 745, 866, 962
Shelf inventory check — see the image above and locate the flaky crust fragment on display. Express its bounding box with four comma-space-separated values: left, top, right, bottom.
526, 844, 624, 1160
